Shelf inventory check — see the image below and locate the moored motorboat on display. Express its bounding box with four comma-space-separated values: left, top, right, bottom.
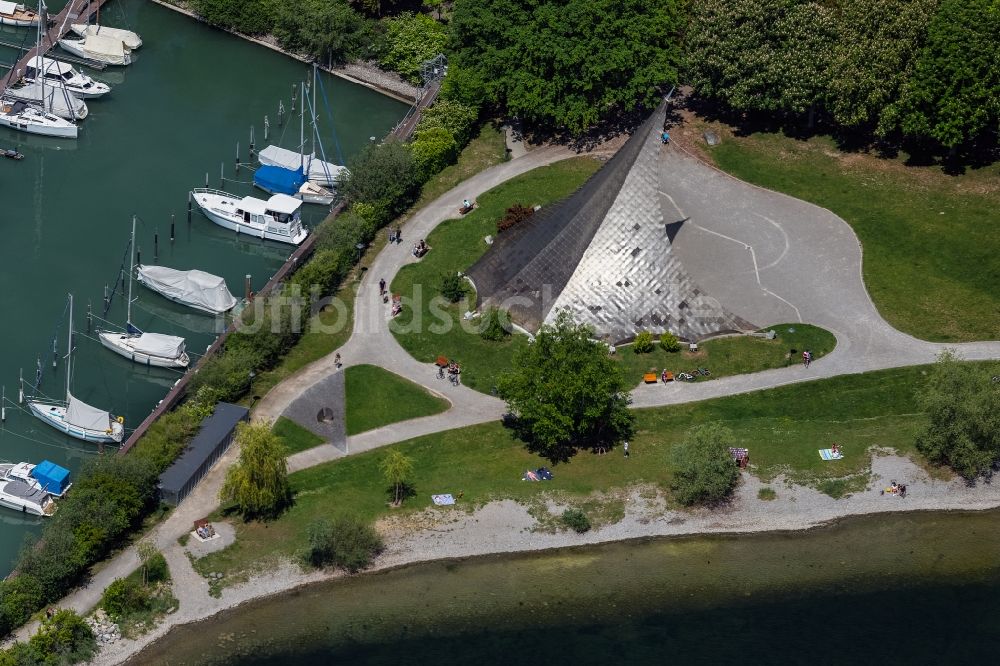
58, 33, 132, 66
136, 265, 237, 315
5, 80, 88, 120
0, 98, 78, 138
190, 188, 310, 245
253, 164, 335, 206
0, 462, 64, 516
24, 56, 111, 100
258, 145, 347, 189
0, 1, 39, 27
70, 24, 142, 50
1, 460, 72, 497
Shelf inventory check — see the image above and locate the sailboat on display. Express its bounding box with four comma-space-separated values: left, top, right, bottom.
136, 265, 237, 315
25, 294, 125, 444
4, 80, 88, 120
58, 33, 132, 66
69, 24, 142, 50
97, 218, 190, 369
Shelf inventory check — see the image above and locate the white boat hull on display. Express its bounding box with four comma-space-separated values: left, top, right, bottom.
0, 16, 35, 26
70, 24, 142, 49
97, 331, 190, 369
193, 192, 309, 245
5, 88, 88, 120
135, 272, 226, 315
0, 492, 48, 516
58, 39, 132, 66
27, 400, 123, 444
0, 112, 78, 138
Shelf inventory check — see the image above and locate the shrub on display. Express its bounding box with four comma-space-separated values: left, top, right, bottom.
186, 347, 259, 402
145, 552, 169, 585
0, 575, 43, 637
302, 516, 384, 572
561, 509, 591, 533
409, 127, 459, 181
440, 273, 467, 303
24, 609, 95, 665
496, 203, 534, 233
416, 99, 480, 146
670, 424, 741, 506
336, 140, 420, 224
659, 331, 681, 352
480, 307, 511, 342
377, 12, 448, 83
633, 331, 654, 354
273, 0, 374, 65
101, 578, 150, 618
758, 487, 777, 501
189, 0, 281, 35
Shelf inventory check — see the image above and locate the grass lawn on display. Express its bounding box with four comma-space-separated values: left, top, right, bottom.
391, 157, 602, 393
344, 364, 449, 435
272, 416, 324, 454
194, 361, 999, 584
702, 129, 1000, 342
411, 124, 509, 209
616, 324, 836, 386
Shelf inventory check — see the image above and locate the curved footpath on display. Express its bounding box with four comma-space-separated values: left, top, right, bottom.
14, 142, 1000, 661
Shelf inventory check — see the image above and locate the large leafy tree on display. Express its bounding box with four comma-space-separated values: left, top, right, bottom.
670, 424, 740, 506
449, 0, 684, 135
273, 0, 374, 65
497, 312, 634, 462
220, 421, 292, 519
884, 0, 1000, 150
915, 352, 1000, 479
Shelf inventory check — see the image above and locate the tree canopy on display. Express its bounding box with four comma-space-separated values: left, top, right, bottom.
497, 311, 634, 461
449, 0, 684, 135
670, 423, 741, 506
220, 421, 292, 519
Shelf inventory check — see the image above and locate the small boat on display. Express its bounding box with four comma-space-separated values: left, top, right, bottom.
0, 98, 78, 138
98, 218, 190, 369
258, 145, 347, 189
5, 80, 88, 120
58, 33, 132, 66
1, 147, 23, 159
253, 164, 335, 206
190, 188, 310, 245
0, 462, 63, 516
70, 23, 142, 50
136, 265, 237, 315
26, 294, 125, 445
24, 56, 111, 100
0, 1, 39, 27
1, 460, 71, 497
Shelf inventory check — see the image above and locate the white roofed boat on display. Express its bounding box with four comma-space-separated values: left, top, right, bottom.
58, 33, 132, 66
0, 1, 38, 27
136, 265, 237, 315
24, 56, 111, 99
70, 24, 142, 50
0, 463, 59, 516
191, 188, 309, 245
5, 80, 88, 120
258, 145, 347, 189
0, 98, 78, 138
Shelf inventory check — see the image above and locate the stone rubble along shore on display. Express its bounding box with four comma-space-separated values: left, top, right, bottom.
86, 609, 121, 646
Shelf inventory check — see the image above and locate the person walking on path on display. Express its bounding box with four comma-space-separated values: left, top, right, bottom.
623, 440, 630, 459
379, 278, 386, 296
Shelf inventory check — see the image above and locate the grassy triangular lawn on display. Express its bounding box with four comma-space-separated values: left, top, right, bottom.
344, 365, 450, 435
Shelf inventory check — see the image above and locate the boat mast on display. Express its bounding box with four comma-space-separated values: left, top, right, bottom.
37, 1, 44, 113
299, 81, 305, 174
126, 216, 136, 327
65, 293, 73, 403
310, 64, 318, 163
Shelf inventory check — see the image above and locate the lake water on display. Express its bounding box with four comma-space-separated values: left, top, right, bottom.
0, 0, 406, 575
133, 510, 1000, 664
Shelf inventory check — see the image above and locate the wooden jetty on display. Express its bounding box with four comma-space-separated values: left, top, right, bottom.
1, 0, 112, 89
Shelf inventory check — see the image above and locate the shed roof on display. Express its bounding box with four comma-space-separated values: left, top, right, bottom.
158, 402, 248, 495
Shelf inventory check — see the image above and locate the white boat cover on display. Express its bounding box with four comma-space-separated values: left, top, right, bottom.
132, 332, 185, 358
258, 145, 347, 187
8, 81, 87, 119
138, 265, 237, 313
30, 56, 74, 76
79, 33, 128, 60
0, 2, 21, 16
66, 394, 110, 432
71, 24, 142, 49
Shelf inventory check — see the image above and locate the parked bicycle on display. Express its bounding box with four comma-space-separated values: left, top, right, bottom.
691, 367, 711, 377
676, 372, 696, 382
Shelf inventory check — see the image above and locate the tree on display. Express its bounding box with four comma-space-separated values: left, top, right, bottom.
302, 516, 384, 572
632, 331, 654, 354
884, 0, 1000, 150
135, 541, 158, 587
416, 99, 480, 146
915, 352, 1000, 479
670, 423, 740, 506
659, 332, 681, 353
274, 0, 374, 66
480, 307, 511, 342
440, 272, 467, 303
497, 311, 634, 461
336, 140, 420, 225
450, 0, 685, 136
220, 422, 292, 519
408, 127, 459, 180
27, 609, 96, 665
377, 12, 449, 83
379, 450, 415, 506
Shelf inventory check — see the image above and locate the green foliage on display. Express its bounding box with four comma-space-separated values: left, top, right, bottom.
440, 272, 467, 303
302, 516, 384, 572
377, 12, 448, 83
758, 487, 777, 501
497, 311, 635, 461
144, 552, 169, 586
336, 140, 421, 225
886, 0, 1000, 149
273, 0, 374, 64
188, 0, 281, 35
560, 508, 591, 533
101, 578, 151, 618
416, 99, 480, 146
670, 423, 741, 506
409, 127, 459, 180
438, 63, 490, 111
915, 352, 1000, 479
220, 422, 292, 520
22, 609, 95, 666
632, 331, 654, 354
187, 347, 257, 403
379, 450, 415, 506
450, 0, 685, 135
480, 307, 511, 342
659, 332, 681, 353
0, 576, 43, 637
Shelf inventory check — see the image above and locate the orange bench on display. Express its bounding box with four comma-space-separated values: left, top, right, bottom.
643, 372, 658, 384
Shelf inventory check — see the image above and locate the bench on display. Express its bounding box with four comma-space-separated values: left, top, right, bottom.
643, 373, 658, 384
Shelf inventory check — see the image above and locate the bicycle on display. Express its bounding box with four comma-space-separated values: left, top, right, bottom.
691, 367, 711, 377
676, 372, 696, 382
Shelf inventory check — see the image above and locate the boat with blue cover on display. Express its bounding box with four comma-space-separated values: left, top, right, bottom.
0, 460, 71, 516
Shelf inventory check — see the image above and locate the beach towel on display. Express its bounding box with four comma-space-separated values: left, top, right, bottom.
522, 470, 540, 482
431, 494, 456, 506
819, 449, 843, 461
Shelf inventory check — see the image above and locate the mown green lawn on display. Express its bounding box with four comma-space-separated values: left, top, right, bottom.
344, 365, 449, 435
390, 157, 602, 393
707, 133, 1000, 342
616, 324, 836, 386
272, 416, 324, 454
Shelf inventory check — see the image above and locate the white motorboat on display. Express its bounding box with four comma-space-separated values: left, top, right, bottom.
296, 180, 335, 206
136, 265, 237, 315
253, 164, 335, 206
70, 23, 142, 50
258, 145, 347, 189
25, 294, 125, 445
191, 188, 309, 245
58, 33, 132, 66
0, 462, 62, 516
98, 218, 190, 369
24, 56, 111, 100
0, 98, 78, 138
5, 80, 88, 120
0, 1, 39, 27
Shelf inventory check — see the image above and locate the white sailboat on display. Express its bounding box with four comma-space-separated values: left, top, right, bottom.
69, 24, 142, 50
58, 33, 132, 66
24, 56, 111, 100
190, 188, 309, 245
0, 1, 39, 27
97, 218, 190, 369
26, 294, 125, 445
136, 265, 237, 315
5, 80, 88, 120
0, 98, 78, 137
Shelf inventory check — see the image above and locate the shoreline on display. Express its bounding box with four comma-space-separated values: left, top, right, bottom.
149, 0, 421, 104
102, 453, 1000, 665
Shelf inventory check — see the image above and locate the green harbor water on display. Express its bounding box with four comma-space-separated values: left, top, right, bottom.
0, 0, 406, 575
133, 510, 1000, 665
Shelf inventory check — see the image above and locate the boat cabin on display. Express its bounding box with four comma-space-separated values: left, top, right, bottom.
26, 59, 81, 86
237, 194, 302, 228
